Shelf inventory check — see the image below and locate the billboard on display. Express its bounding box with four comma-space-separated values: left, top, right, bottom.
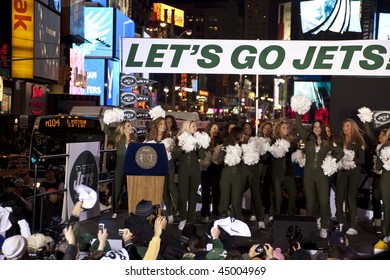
153, 3, 184, 28
73, 7, 114, 58
299, 0, 362, 35
69, 48, 86, 95
85, 58, 105, 105
107, 60, 120, 106
278, 2, 291, 40
378, 13, 390, 39
12, 0, 34, 78
70, 0, 84, 38
25, 83, 47, 115
114, 9, 134, 59
91, 0, 107, 6
34, 2, 61, 81
49, 0, 61, 13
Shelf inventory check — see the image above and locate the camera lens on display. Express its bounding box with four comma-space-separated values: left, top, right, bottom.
256, 245, 264, 253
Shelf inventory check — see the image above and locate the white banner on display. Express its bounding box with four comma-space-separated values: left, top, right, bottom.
66, 142, 100, 221
121, 38, 390, 76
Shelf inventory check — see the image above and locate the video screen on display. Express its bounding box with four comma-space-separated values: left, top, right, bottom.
293, 81, 331, 107
300, 0, 362, 35
377, 13, 390, 39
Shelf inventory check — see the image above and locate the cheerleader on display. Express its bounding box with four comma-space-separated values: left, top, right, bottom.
242, 122, 269, 228
103, 108, 138, 219
216, 126, 244, 220
358, 107, 386, 228
375, 130, 390, 242
146, 106, 177, 224
335, 118, 366, 235
295, 113, 343, 238
172, 120, 208, 230
200, 122, 223, 222
269, 119, 297, 217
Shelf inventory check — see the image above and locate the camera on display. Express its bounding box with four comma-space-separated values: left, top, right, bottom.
256, 244, 267, 254
331, 221, 341, 232
98, 223, 105, 232
152, 204, 160, 216
118, 229, 125, 236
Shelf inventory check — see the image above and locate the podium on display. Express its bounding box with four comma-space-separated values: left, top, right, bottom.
123, 143, 169, 214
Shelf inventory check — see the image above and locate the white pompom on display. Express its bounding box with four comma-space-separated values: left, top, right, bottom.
269, 138, 290, 158
337, 149, 356, 170
178, 132, 197, 152
149, 105, 166, 121
103, 108, 124, 125
379, 146, 390, 171
224, 144, 242, 166
321, 155, 338, 176
162, 137, 174, 160
248, 136, 271, 156
291, 149, 306, 168
290, 95, 312, 115
357, 107, 373, 123
242, 141, 260, 165
194, 131, 211, 149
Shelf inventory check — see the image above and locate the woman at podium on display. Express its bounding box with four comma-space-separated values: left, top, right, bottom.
103, 109, 138, 219
145, 108, 178, 225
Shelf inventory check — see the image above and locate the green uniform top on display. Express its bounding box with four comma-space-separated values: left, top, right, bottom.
296, 114, 344, 173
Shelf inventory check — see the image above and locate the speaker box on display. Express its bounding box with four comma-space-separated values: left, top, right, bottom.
272, 215, 319, 248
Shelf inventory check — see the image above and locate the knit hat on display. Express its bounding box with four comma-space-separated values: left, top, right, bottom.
2, 235, 28, 260
76, 232, 93, 252
374, 240, 389, 255
27, 233, 46, 251
206, 247, 227, 260
135, 200, 153, 217
90, 239, 111, 253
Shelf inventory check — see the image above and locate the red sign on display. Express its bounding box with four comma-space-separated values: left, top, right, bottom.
27, 84, 46, 115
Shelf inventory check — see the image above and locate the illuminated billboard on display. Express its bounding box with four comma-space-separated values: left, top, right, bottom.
114, 9, 134, 59
34, 2, 61, 81
49, 0, 61, 13
12, 0, 34, 78
278, 2, 291, 40
153, 3, 184, 27
69, 48, 86, 95
300, 0, 362, 35
107, 60, 120, 106
378, 13, 390, 39
73, 7, 114, 58
70, 0, 84, 38
85, 59, 105, 105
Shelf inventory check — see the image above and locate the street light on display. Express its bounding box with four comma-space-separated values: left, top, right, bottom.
164, 86, 169, 108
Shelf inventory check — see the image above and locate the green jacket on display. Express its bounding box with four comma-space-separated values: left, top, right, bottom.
296, 114, 344, 173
